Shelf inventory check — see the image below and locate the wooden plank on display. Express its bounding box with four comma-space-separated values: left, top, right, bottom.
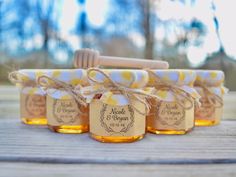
223, 92, 236, 120
0, 118, 236, 164
0, 162, 236, 177
0, 86, 19, 119
0, 86, 19, 100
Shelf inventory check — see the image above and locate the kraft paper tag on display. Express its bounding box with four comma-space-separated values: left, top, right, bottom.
90, 99, 145, 137
20, 93, 46, 119
195, 96, 223, 122
47, 95, 89, 126
147, 99, 194, 131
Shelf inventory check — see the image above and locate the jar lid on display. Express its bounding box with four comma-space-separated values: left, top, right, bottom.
45, 69, 88, 86
149, 69, 196, 86
195, 70, 224, 86
46, 89, 74, 99
19, 69, 88, 86
18, 69, 88, 86
87, 69, 148, 88
18, 69, 48, 83
21, 86, 46, 96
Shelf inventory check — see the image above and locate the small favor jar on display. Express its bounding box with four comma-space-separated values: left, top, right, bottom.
194, 70, 227, 126
146, 70, 200, 135
9, 70, 47, 125
85, 68, 150, 143
38, 69, 89, 134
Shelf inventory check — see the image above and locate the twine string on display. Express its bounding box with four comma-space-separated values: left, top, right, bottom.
195, 82, 223, 108
37, 75, 88, 115
86, 68, 156, 115
146, 70, 196, 110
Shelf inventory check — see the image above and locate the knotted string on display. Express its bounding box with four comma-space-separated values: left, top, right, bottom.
146, 69, 197, 110
194, 81, 223, 108
37, 75, 88, 114
85, 68, 156, 115
8, 71, 36, 87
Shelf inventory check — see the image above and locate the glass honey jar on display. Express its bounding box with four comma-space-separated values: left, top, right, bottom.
9, 70, 47, 125
146, 70, 200, 135
194, 70, 227, 126
85, 68, 150, 143
38, 69, 89, 134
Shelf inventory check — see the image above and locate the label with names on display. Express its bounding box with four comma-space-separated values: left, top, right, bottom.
53, 99, 80, 124
22, 94, 46, 118
90, 100, 145, 137
46, 96, 89, 126
195, 97, 215, 120
100, 104, 134, 134
157, 101, 185, 126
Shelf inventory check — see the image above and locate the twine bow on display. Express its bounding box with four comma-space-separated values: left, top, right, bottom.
194, 81, 223, 108
37, 75, 87, 114
8, 71, 36, 87
85, 68, 155, 115
146, 70, 198, 110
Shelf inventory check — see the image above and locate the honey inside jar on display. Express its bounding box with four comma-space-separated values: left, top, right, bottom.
39, 69, 89, 133
86, 69, 149, 143
46, 90, 89, 134
9, 69, 47, 125
146, 69, 200, 135
90, 98, 146, 143
20, 88, 46, 125
194, 70, 226, 126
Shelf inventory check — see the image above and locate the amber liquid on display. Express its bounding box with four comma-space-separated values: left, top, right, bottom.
20, 92, 47, 125
21, 117, 47, 125
147, 126, 192, 135
146, 98, 193, 135
194, 93, 222, 126
90, 95, 145, 143
48, 125, 89, 134
48, 104, 89, 134
195, 119, 219, 126
90, 133, 144, 143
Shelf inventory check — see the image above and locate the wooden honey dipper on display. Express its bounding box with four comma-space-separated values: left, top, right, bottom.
73, 49, 169, 69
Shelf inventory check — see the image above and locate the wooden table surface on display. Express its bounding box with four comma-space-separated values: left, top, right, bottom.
0, 86, 236, 177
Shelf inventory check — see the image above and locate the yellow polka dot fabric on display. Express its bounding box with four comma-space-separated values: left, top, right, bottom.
21, 86, 45, 96
88, 69, 149, 88
195, 70, 224, 86
45, 69, 88, 87
148, 70, 200, 102
194, 70, 227, 96
149, 69, 196, 86
47, 89, 74, 100
18, 69, 48, 83
18, 69, 88, 98
85, 69, 149, 106
43, 69, 88, 99
18, 69, 49, 95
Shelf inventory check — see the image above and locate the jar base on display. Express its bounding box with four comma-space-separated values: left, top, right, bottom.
195, 119, 219, 126
21, 117, 47, 125
48, 125, 89, 134
90, 133, 144, 143
147, 126, 193, 135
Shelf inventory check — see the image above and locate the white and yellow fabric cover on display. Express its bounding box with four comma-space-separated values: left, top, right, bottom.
194, 70, 228, 97
16, 69, 88, 98
147, 69, 200, 102
15, 69, 48, 96
40, 69, 88, 100
83, 69, 149, 106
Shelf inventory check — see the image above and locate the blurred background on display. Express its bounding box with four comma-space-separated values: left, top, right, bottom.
0, 0, 235, 90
